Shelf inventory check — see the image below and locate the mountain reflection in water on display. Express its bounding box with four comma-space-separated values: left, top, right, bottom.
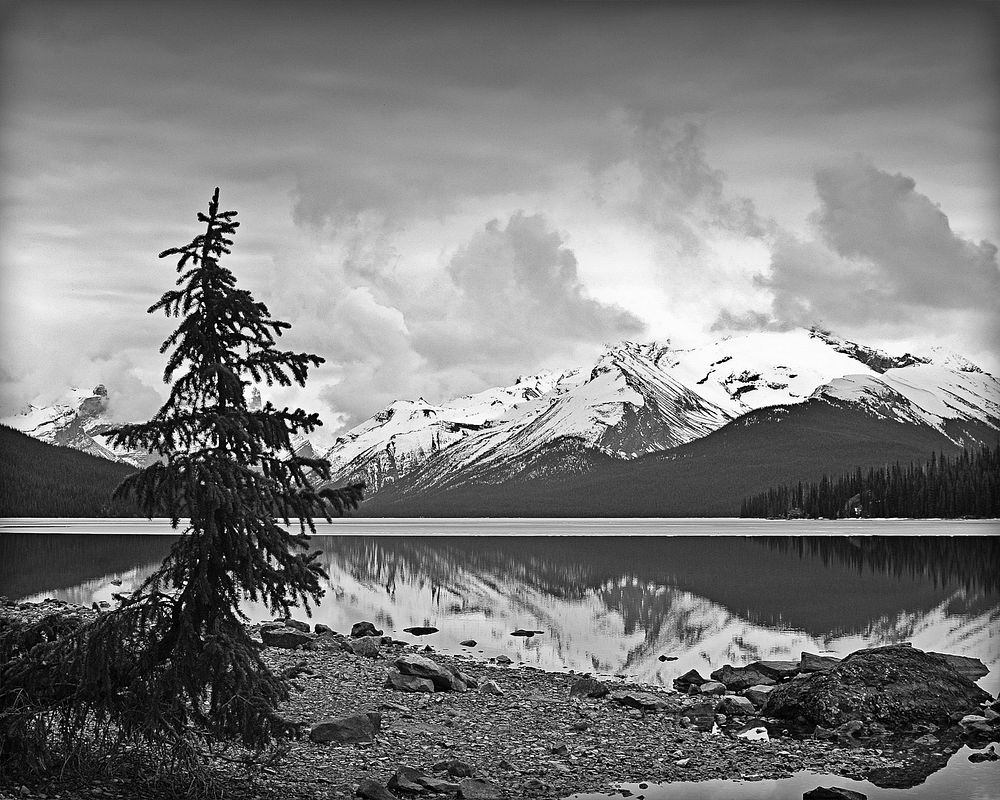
3, 531, 997, 694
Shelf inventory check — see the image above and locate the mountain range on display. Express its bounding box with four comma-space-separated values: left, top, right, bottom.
3, 327, 998, 516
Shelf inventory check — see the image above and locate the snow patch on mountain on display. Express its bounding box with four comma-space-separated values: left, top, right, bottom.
1, 385, 156, 467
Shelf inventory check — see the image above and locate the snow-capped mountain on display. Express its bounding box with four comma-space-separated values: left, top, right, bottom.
323, 340, 733, 494
1, 385, 158, 468
323, 328, 1000, 496
7, 328, 998, 495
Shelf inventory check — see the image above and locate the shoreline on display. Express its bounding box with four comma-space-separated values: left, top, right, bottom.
2, 603, 994, 800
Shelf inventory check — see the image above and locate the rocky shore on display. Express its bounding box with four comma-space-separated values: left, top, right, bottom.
3, 600, 999, 800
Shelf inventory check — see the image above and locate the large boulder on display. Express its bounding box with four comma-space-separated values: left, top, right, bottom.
309, 711, 382, 744
711, 664, 776, 691
763, 645, 991, 730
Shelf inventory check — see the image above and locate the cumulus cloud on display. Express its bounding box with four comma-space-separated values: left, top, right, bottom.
413, 212, 645, 371
602, 116, 771, 252
713, 158, 1000, 352
244, 210, 644, 431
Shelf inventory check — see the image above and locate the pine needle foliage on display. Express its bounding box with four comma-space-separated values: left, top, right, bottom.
0, 188, 363, 775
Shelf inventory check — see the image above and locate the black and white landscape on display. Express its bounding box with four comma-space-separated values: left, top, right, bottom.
1, 3, 998, 800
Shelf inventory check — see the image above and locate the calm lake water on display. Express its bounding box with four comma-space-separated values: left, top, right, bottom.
2, 518, 998, 797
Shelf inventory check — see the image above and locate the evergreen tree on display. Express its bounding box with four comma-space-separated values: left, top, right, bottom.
1, 189, 363, 771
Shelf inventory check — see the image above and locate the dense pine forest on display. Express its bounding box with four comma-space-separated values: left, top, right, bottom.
740, 443, 1000, 519
0, 425, 139, 517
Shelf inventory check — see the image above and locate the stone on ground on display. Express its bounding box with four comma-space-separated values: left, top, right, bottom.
261, 626, 314, 649
458, 777, 504, 799
395, 653, 462, 690
351, 621, 383, 638
385, 669, 435, 693
751, 659, 800, 680
800, 652, 841, 672
710, 664, 776, 691
764, 645, 991, 730
309, 711, 382, 744
803, 788, 867, 800
569, 677, 609, 699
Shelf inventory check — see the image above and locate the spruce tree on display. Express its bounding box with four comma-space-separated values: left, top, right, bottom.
0, 189, 363, 770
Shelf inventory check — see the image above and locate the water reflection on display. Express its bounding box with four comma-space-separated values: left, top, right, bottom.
3, 532, 997, 694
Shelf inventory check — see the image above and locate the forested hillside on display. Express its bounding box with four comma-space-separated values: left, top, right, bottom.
0, 425, 138, 516
741, 444, 999, 519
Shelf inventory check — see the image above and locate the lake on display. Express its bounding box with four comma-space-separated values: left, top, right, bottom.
2, 517, 998, 797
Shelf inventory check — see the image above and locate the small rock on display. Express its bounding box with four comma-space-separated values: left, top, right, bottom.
356, 778, 396, 800
570, 720, 589, 731
743, 684, 776, 707
481, 680, 504, 695
710, 664, 776, 691
388, 766, 433, 793
110, 578, 122, 586
315, 623, 334, 635
674, 758, 691, 767
511, 629, 544, 637
385, 669, 435, 693
800, 652, 841, 672
404, 626, 439, 636
460, 639, 477, 647
658, 655, 678, 661
458, 777, 503, 799
495, 655, 512, 665
751, 659, 800, 680
395, 653, 462, 690
717, 695, 756, 716
968, 745, 998, 763
551, 742, 569, 755
672, 669, 707, 691
350, 636, 382, 658
309, 712, 381, 744
611, 690, 669, 711
280, 618, 311, 633
351, 621, 383, 638
698, 681, 726, 696
432, 758, 476, 777
802, 788, 867, 800
569, 677, 609, 699
261, 626, 314, 649
914, 734, 938, 745
523, 778, 548, 791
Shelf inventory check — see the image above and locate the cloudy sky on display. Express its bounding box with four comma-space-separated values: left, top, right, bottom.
2, 1, 998, 436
